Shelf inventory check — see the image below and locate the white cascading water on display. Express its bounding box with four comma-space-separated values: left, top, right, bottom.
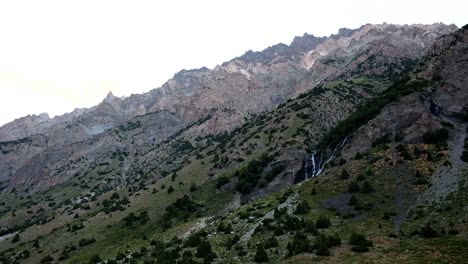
303, 137, 348, 180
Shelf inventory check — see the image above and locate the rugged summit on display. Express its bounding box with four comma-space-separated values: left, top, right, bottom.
0, 23, 456, 143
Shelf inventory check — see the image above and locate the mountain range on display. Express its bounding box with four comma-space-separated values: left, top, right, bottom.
0, 22, 466, 264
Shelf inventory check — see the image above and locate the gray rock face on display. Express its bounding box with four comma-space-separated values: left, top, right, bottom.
0, 23, 458, 192
343, 26, 468, 158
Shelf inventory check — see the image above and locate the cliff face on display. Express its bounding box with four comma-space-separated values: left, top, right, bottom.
0, 23, 458, 192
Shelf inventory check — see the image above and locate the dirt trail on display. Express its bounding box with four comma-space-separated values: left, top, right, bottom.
0, 231, 18, 243
179, 193, 242, 239
240, 193, 297, 242
180, 217, 211, 239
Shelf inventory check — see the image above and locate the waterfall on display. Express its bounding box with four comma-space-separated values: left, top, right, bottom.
310, 152, 316, 179
301, 137, 348, 181
304, 154, 309, 179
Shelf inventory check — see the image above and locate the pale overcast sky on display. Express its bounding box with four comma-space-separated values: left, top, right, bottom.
0, 0, 466, 125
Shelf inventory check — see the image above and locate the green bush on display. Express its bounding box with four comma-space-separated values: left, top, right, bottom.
356, 174, 365, 181
372, 133, 391, 147
340, 169, 350, 180
79, 237, 96, 247
185, 233, 201, 247
288, 232, 311, 256
123, 211, 149, 226
349, 232, 373, 249
316, 216, 331, 229
283, 215, 302, 231
235, 153, 272, 194
11, 233, 20, 243
88, 255, 102, 264
419, 223, 439, 238
40, 255, 54, 263
422, 128, 449, 146
349, 195, 358, 206
351, 245, 370, 252
461, 151, 468, 162
216, 176, 229, 189
294, 200, 311, 214
196, 240, 213, 258
264, 236, 279, 249
253, 244, 269, 262
161, 195, 200, 229
167, 186, 175, 194
361, 181, 374, 193
348, 181, 360, 193
354, 152, 363, 159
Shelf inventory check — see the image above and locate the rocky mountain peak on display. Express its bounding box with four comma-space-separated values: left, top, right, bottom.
103, 91, 118, 103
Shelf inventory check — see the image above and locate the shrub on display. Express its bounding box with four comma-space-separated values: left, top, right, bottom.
361, 181, 374, 193
216, 176, 229, 189
422, 128, 449, 146
383, 213, 390, 220
311, 187, 317, 195
419, 223, 439, 238
235, 153, 272, 194
294, 200, 311, 214
217, 222, 232, 233
11, 233, 20, 243
349, 233, 372, 246
40, 255, 54, 263
356, 174, 365, 181
203, 251, 217, 264
253, 244, 269, 262
185, 233, 201, 247
340, 169, 350, 180
372, 133, 391, 147
288, 232, 311, 256
316, 216, 331, 229
461, 151, 468, 162
284, 215, 302, 231
88, 255, 102, 264
225, 234, 240, 250
116, 251, 126, 261
351, 245, 370, 252
167, 186, 175, 194
304, 220, 318, 234
196, 240, 213, 258
161, 195, 200, 229
348, 181, 360, 193
79, 237, 96, 247
264, 236, 279, 249
123, 211, 149, 226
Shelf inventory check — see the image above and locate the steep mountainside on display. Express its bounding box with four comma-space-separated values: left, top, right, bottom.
0, 24, 466, 264
0, 23, 456, 194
